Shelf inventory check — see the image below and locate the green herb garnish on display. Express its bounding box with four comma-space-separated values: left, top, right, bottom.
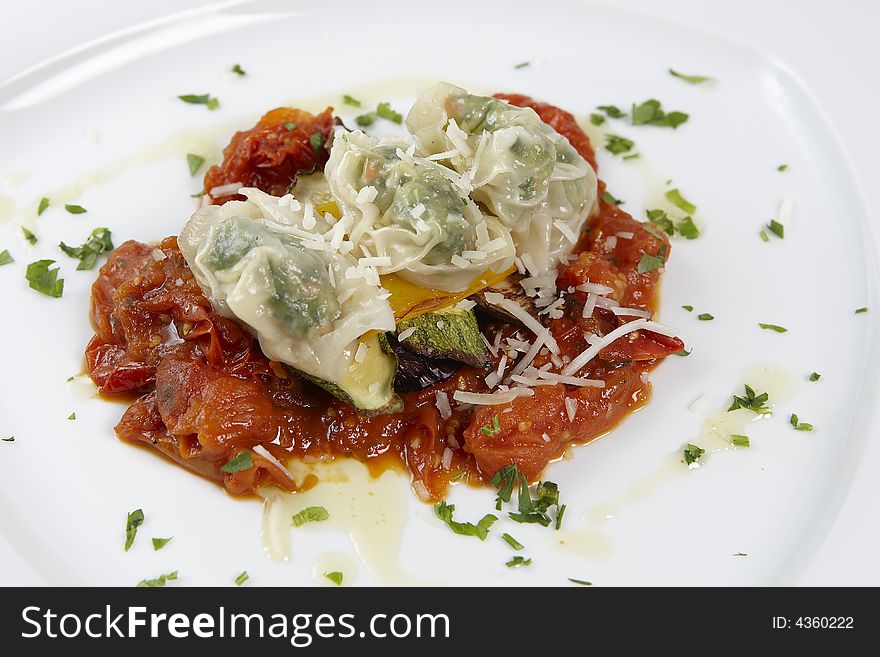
309, 131, 326, 154
506, 556, 532, 568
555, 503, 566, 531
434, 501, 497, 540
760, 230, 770, 242
767, 219, 784, 239
590, 113, 606, 126
231, 64, 246, 76
597, 105, 626, 118
777, 164, 788, 172
480, 415, 501, 437
602, 191, 623, 206
697, 313, 714, 321
38, 197, 50, 216
342, 94, 362, 107
178, 94, 219, 110
491, 464, 522, 507
355, 113, 376, 127
59, 227, 113, 270
2, 436, 15, 442
728, 385, 771, 415
22, 227, 37, 244
646, 209, 675, 236
669, 69, 712, 84
25, 260, 64, 298
665, 188, 696, 214
284, 121, 298, 131
514, 61, 530, 69
0, 250, 13, 266
68, 412, 76, 420
683, 443, 705, 465
730, 434, 750, 447
137, 571, 178, 587
64, 204, 87, 214
789, 413, 813, 432
733, 552, 748, 557
758, 323, 788, 333
682, 305, 694, 312
220, 450, 253, 473
187, 153, 205, 176
637, 244, 668, 274
855, 307, 868, 314
568, 578, 592, 586
809, 372, 821, 382
501, 533, 524, 550
376, 102, 402, 124
234, 571, 249, 586
324, 571, 343, 586
292, 506, 330, 527
152, 537, 173, 551
676, 216, 700, 239
124, 508, 144, 552
604, 134, 635, 155
631, 99, 688, 128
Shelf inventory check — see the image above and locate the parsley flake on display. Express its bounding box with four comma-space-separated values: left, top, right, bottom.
597, 105, 626, 118
0, 250, 13, 266
124, 508, 144, 552
234, 571, 249, 586
284, 122, 298, 131
220, 450, 253, 473
59, 227, 114, 270
65, 204, 87, 215
187, 153, 205, 176
178, 94, 219, 110
309, 131, 326, 154
506, 556, 532, 568
325, 571, 343, 586
152, 537, 173, 551
568, 578, 593, 586
665, 188, 696, 214
759, 229, 770, 242
137, 571, 178, 587
502, 533, 524, 550
683, 443, 705, 465
809, 372, 821, 382
855, 307, 869, 314
637, 244, 668, 274
480, 415, 501, 436
697, 313, 714, 321
631, 99, 688, 128
68, 412, 76, 420
355, 113, 376, 127
376, 102, 403, 124
767, 219, 784, 239
682, 305, 694, 312
342, 94, 362, 107
789, 413, 814, 432
647, 209, 675, 236
730, 434, 750, 447
230, 64, 246, 76
25, 260, 64, 298
434, 501, 497, 540
604, 134, 634, 155
758, 323, 788, 333
590, 113, 606, 126
514, 61, 530, 69
292, 506, 330, 527
602, 191, 623, 206
676, 216, 700, 239
777, 164, 789, 172
2, 436, 14, 442
728, 385, 771, 415
669, 69, 712, 84
21, 227, 37, 244
38, 197, 50, 216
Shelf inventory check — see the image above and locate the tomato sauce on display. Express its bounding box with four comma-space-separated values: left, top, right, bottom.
85, 94, 683, 501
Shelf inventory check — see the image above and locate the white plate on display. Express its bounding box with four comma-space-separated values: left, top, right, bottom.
0, 0, 877, 586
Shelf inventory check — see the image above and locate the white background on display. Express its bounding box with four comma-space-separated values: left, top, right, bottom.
0, 0, 877, 586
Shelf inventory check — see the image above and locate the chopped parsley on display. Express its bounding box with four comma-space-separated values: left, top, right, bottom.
759, 229, 770, 242
309, 131, 326, 154
284, 121, 298, 131
25, 260, 64, 298
789, 413, 813, 432
646, 209, 675, 236
59, 227, 114, 270
376, 102, 403, 124
186, 153, 205, 176
809, 372, 821, 382
514, 61, 530, 69
728, 384, 771, 415
178, 93, 219, 110
733, 552, 749, 557
568, 578, 593, 586
590, 113, 606, 126
604, 134, 635, 155
675, 348, 692, 357
676, 216, 700, 239
152, 537, 173, 551
124, 508, 144, 552
767, 219, 784, 239
665, 188, 696, 214
637, 244, 668, 274
622, 153, 640, 161
234, 571, 249, 586
597, 105, 626, 118
355, 113, 376, 127
0, 250, 13, 266
292, 506, 330, 527
777, 164, 789, 172
602, 191, 623, 206
668, 69, 712, 84
855, 307, 869, 314
68, 412, 76, 420
2, 436, 14, 442
230, 64, 246, 76
491, 464, 521, 508
342, 94, 362, 107
502, 533, 524, 550
630, 99, 688, 128
682, 305, 694, 312
642, 223, 665, 240
137, 571, 178, 588
37, 197, 50, 216
555, 503, 566, 531
683, 443, 705, 465
220, 450, 253, 473
21, 226, 37, 245
480, 415, 501, 437
324, 571, 343, 586
730, 434, 750, 447
434, 500, 497, 540
758, 323, 788, 333
64, 204, 87, 214
696, 313, 714, 321
491, 464, 564, 529
506, 556, 532, 568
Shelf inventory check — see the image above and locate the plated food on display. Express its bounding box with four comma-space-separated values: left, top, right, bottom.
82, 82, 684, 503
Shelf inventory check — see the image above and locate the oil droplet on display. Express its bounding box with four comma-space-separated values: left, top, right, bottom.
260, 458, 425, 585
555, 529, 615, 561
65, 374, 97, 400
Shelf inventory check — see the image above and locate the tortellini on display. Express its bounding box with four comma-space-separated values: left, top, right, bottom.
406, 82, 598, 275
178, 188, 396, 392
326, 129, 515, 292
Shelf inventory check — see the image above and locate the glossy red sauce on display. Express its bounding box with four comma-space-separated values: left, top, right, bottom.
86, 94, 683, 501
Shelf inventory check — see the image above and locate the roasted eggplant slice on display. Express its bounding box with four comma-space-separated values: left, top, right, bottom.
470, 273, 540, 325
